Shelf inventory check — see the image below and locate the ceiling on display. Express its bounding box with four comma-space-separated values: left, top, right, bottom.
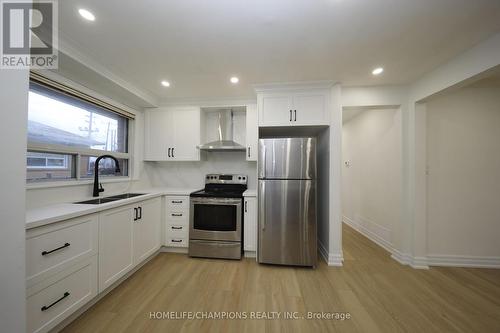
57, 0, 500, 103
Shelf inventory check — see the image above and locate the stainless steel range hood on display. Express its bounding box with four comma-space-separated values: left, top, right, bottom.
198, 110, 246, 151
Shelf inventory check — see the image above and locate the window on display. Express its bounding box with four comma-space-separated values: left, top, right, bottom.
27, 79, 132, 183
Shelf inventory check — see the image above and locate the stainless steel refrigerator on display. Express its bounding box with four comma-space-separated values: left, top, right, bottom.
258, 137, 317, 267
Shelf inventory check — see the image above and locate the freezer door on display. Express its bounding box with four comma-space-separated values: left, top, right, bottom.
258, 138, 316, 180
258, 179, 317, 266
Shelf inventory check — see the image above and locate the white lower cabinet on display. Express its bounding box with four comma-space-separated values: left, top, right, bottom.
26, 196, 163, 332
164, 196, 190, 248
98, 203, 135, 292
27, 256, 98, 333
243, 196, 257, 252
133, 197, 162, 264
99, 197, 162, 292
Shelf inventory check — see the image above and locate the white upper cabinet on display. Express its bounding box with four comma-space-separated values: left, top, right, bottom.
245, 104, 258, 161
258, 94, 293, 126
256, 84, 332, 127
144, 106, 201, 161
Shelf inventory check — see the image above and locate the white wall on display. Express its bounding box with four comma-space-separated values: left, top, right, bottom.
342, 107, 402, 250
426, 84, 500, 258
143, 152, 257, 190
0, 70, 28, 333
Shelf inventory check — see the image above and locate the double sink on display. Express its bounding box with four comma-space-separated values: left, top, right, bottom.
74, 193, 146, 205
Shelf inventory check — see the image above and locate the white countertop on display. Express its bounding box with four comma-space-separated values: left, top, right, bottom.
26, 187, 198, 230
243, 189, 257, 197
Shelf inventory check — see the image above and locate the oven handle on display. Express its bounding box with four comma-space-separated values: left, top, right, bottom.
191, 197, 242, 205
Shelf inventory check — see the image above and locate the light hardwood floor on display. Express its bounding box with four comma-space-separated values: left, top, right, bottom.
62, 225, 500, 332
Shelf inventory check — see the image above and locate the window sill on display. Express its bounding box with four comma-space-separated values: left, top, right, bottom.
26, 177, 135, 190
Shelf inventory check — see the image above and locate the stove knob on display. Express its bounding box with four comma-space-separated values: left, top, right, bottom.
238, 176, 241, 180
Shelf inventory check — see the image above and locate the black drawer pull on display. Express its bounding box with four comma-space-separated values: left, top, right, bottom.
171, 239, 183, 243
41, 292, 70, 311
171, 226, 183, 230
42, 243, 70, 256
171, 213, 183, 217
171, 200, 183, 204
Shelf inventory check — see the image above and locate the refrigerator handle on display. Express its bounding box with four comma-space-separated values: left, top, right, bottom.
259, 181, 266, 231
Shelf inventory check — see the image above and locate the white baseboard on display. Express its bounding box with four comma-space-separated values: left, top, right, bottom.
160, 246, 188, 254
318, 241, 343, 266
343, 216, 430, 269
427, 254, 500, 269
343, 215, 394, 254
244, 251, 256, 258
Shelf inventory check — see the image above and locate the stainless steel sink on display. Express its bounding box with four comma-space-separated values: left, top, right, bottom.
74, 198, 122, 205
73, 193, 146, 205
107, 193, 146, 199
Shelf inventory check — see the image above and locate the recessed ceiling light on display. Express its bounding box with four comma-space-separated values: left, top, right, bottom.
161, 80, 170, 87
78, 9, 95, 21
230, 77, 239, 84
372, 67, 384, 75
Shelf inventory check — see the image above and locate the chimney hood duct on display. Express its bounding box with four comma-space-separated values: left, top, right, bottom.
197, 109, 246, 151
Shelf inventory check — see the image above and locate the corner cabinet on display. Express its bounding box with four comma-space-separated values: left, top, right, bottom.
144, 106, 201, 161
99, 197, 161, 292
257, 85, 332, 127
245, 104, 258, 161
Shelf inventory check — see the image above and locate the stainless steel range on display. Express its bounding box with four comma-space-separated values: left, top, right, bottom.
189, 174, 247, 260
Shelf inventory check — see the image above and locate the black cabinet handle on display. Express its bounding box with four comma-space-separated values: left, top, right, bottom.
245, 200, 248, 213
171, 200, 183, 204
289, 110, 292, 121
172, 239, 182, 243
167, 147, 171, 158
171, 226, 183, 230
138, 207, 142, 220
41, 242, 70, 256
172, 213, 183, 217
41, 292, 70, 311
248, 147, 251, 158
133, 208, 138, 221
172, 147, 175, 158
294, 110, 297, 121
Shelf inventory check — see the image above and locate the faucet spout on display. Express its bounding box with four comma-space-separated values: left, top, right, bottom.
93, 155, 121, 197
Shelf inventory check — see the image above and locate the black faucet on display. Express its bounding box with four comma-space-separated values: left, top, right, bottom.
93, 155, 121, 197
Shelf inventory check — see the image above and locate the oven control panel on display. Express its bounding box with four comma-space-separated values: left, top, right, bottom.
205, 174, 247, 185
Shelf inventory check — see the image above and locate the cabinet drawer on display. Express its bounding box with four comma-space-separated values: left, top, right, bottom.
166, 211, 188, 224
167, 224, 189, 235
26, 214, 98, 287
27, 256, 97, 333
166, 196, 189, 211
166, 236, 188, 248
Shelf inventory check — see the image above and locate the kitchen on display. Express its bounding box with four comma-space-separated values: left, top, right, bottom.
2, 1, 500, 332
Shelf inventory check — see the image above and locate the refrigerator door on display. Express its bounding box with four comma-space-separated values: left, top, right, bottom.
258, 138, 316, 180
258, 179, 317, 266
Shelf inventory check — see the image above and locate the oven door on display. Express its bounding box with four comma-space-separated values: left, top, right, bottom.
190, 197, 242, 242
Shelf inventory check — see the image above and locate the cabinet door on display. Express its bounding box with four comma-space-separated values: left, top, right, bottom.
133, 198, 162, 264
98, 204, 134, 292
244, 197, 257, 252
258, 94, 293, 126
292, 91, 329, 125
144, 109, 174, 161
172, 107, 201, 161
245, 104, 258, 161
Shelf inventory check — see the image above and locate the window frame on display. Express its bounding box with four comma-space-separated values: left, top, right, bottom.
26, 77, 134, 186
